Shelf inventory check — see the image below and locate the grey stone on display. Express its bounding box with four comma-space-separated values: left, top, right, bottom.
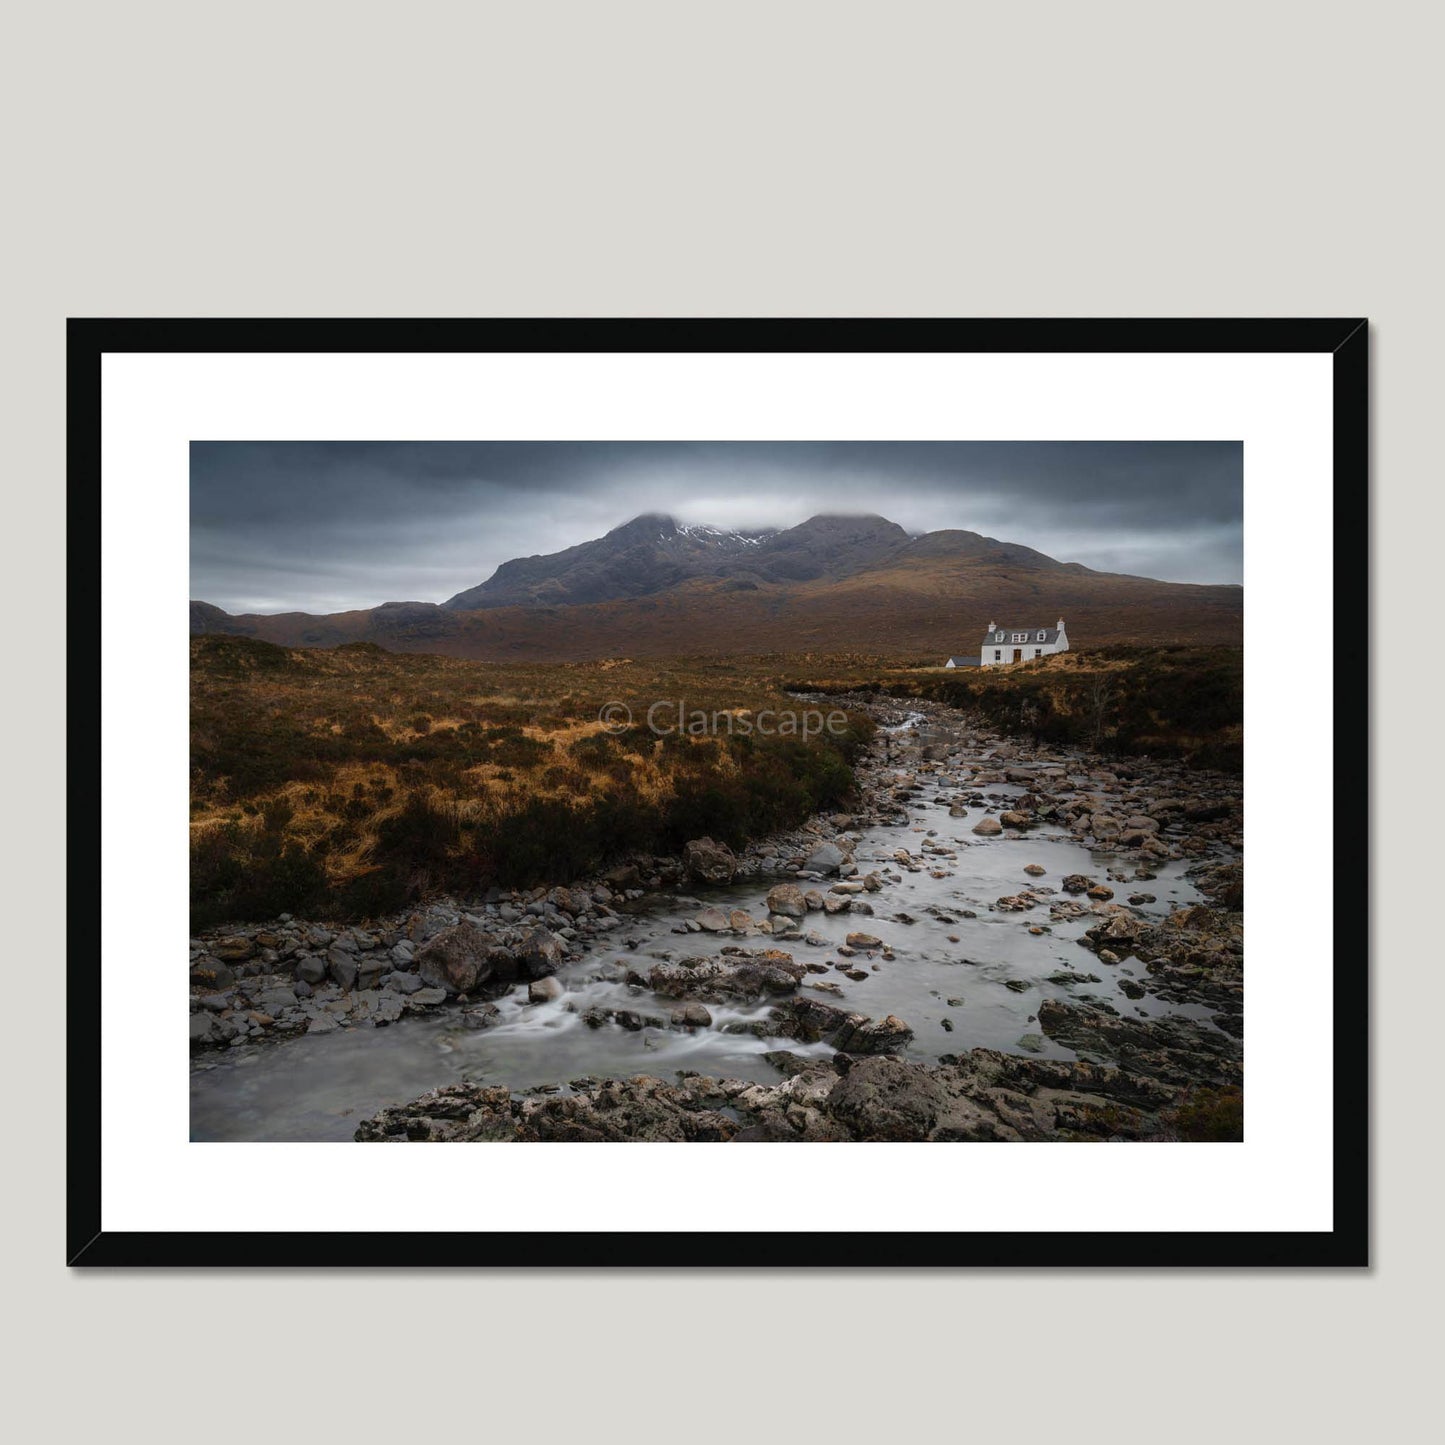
802, 842, 845, 876
515, 926, 566, 979
326, 946, 358, 990
189, 957, 235, 988
766, 883, 807, 919
372, 994, 405, 1024
294, 954, 327, 985
528, 976, 564, 1004
415, 921, 499, 994
683, 837, 738, 885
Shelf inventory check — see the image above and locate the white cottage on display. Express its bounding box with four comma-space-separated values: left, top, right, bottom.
978, 617, 1069, 667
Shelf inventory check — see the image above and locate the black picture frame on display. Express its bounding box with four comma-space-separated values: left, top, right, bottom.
68, 317, 1369, 1268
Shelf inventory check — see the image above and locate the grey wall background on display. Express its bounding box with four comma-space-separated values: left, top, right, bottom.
4, 2, 1428, 1441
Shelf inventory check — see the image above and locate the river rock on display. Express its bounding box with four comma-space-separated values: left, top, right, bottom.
649, 949, 805, 1001
370, 993, 404, 1025
211, 935, 256, 962
257, 986, 297, 1014
671, 1002, 713, 1029
190, 957, 235, 988
683, 837, 738, 885
802, 842, 845, 876
326, 946, 358, 990
972, 816, 1002, 836
766, 882, 807, 918
845, 931, 882, 950
696, 906, 731, 932
518, 976, 558, 1005
294, 954, 326, 985
515, 926, 566, 978
415, 921, 499, 994
836, 1013, 914, 1054
826, 1056, 948, 1140
1062, 874, 1095, 894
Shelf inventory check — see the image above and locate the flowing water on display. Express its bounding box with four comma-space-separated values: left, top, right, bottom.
190, 715, 1218, 1141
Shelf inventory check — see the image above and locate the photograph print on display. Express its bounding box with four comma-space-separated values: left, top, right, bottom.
188, 439, 1245, 1146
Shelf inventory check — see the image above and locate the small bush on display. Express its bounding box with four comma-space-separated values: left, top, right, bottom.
1168, 1087, 1244, 1142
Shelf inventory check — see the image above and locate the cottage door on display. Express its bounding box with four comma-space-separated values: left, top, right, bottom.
1012, 648, 1022, 663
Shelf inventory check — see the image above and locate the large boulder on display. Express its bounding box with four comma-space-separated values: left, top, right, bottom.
515, 926, 566, 979
836, 1013, 914, 1055
826, 1056, 949, 1140
189, 956, 235, 988
649, 949, 805, 1001
972, 816, 1002, 836
414, 921, 499, 995
801, 842, 845, 876
766, 882, 807, 919
683, 837, 738, 885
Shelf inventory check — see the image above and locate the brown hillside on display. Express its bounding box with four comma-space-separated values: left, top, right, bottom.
196, 557, 1241, 662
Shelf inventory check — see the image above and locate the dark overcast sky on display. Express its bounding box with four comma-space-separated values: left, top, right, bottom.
191, 441, 1243, 614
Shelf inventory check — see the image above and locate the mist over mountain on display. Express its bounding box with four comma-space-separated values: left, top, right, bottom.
441, 512, 918, 609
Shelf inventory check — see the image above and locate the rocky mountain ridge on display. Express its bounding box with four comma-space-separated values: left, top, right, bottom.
191, 510, 1243, 659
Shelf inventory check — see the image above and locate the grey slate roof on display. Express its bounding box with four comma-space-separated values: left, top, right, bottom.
945, 656, 981, 667
983, 626, 1062, 644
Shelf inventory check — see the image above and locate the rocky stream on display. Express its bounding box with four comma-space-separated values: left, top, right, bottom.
189, 698, 1244, 1142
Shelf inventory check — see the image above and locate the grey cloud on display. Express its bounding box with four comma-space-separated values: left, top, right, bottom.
191, 441, 1242, 613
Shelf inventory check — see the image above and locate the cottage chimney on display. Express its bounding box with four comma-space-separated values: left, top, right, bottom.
1057, 617, 1065, 631
987, 619, 996, 632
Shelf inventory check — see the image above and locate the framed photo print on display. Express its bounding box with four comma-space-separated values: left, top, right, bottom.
69, 318, 1367, 1266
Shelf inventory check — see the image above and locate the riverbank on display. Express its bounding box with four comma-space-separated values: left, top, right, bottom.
190, 696, 1244, 1141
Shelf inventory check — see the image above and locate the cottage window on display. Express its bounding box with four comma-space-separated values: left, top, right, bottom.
1037, 630, 1046, 641
1034, 648, 1042, 658
994, 650, 1001, 661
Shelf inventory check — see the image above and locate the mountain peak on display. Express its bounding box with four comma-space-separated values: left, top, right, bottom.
611, 511, 679, 537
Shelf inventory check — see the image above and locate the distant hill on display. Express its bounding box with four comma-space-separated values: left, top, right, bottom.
192, 511, 1243, 660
